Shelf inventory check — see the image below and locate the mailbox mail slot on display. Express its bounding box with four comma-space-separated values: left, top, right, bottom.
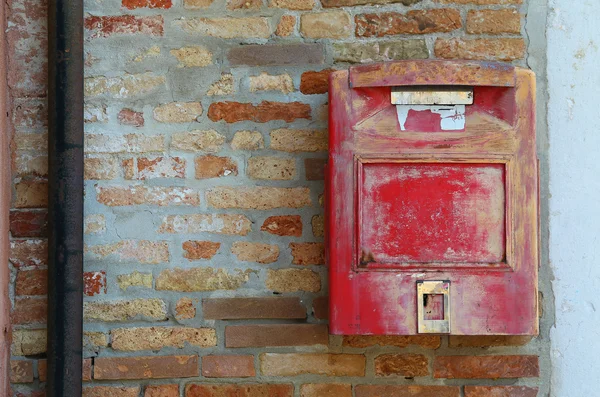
327, 60, 538, 335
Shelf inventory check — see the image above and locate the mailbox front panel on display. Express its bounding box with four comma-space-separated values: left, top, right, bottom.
327, 60, 538, 335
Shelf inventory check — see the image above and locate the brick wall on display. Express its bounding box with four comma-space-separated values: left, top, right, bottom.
6, 0, 549, 395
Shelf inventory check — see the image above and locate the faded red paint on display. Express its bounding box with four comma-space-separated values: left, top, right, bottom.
84, 271, 107, 296
327, 60, 538, 335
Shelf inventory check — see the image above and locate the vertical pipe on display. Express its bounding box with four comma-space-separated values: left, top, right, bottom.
47, 0, 84, 389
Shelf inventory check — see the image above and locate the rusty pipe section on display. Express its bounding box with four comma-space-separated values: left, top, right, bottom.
47, 0, 84, 390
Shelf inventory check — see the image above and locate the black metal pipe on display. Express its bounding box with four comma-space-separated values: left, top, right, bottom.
47, 0, 84, 389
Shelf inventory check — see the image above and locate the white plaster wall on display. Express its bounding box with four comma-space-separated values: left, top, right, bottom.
548, 1, 600, 395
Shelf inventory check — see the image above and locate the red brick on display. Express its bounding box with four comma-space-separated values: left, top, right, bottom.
208, 101, 311, 123
183, 241, 221, 260
94, 355, 199, 380
85, 15, 164, 38
84, 271, 107, 296
203, 297, 306, 320
9, 239, 47, 267
39, 359, 92, 382
9, 210, 48, 238
185, 384, 293, 397
12, 297, 47, 325
10, 360, 33, 383
83, 386, 141, 397
434, 355, 539, 379
225, 324, 328, 347
304, 158, 326, 180
374, 354, 429, 377
300, 69, 335, 95
312, 296, 328, 319
118, 108, 145, 127
202, 355, 255, 378
261, 215, 302, 237
448, 335, 532, 347
464, 386, 538, 397
123, 0, 172, 9
260, 353, 365, 376
355, 385, 460, 397
343, 335, 441, 349
15, 269, 47, 295
290, 242, 324, 265
195, 156, 238, 179
356, 9, 461, 37
300, 384, 351, 397
466, 9, 521, 34
145, 384, 180, 397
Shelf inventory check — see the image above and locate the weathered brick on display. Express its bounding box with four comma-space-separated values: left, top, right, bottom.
266, 269, 321, 292
448, 335, 532, 348
334, 40, 428, 63
247, 157, 296, 180
86, 133, 165, 153
467, 9, 521, 34
15, 153, 48, 177
435, 0, 521, 4
14, 133, 47, 152
117, 271, 153, 290
261, 215, 302, 237
203, 297, 306, 320
276, 15, 296, 37
132, 45, 161, 62
231, 131, 264, 151
159, 214, 252, 235
231, 242, 280, 264
85, 73, 165, 98
171, 46, 213, 67
464, 386, 538, 397
260, 353, 365, 376
186, 384, 293, 397
228, 43, 324, 66
202, 355, 255, 378
208, 101, 311, 123
270, 129, 327, 152
343, 335, 441, 349
85, 15, 164, 38
10, 211, 48, 237
154, 102, 203, 123
10, 360, 34, 383
228, 0, 262, 9
435, 38, 525, 61
356, 9, 461, 37
207, 187, 311, 209
84, 331, 109, 349
118, 108, 144, 127
195, 156, 238, 179
249, 73, 294, 93
13, 99, 47, 130
145, 385, 180, 397
178, 17, 271, 38
355, 385, 460, 397
123, 0, 172, 8
312, 296, 328, 319
86, 240, 169, 264
83, 386, 141, 397
175, 297, 196, 320
270, 0, 314, 9
85, 155, 119, 180
323, 0, 422, 5
300, 70, 334, 95
183, 241, 221, 260
38, 359, 92, 382
111, 327, 216, 351
84, 271, 107, 296
301, 11, 351, 39
83, 299, 167, 322
156, 267, 252, 292
12, 329, 47, 356
9, 239, 47, 267
171, 130, 225, 153
226, 324, 328, 348
300, 384, 352, 397
95, 355, 199, 380
311, 215, 324, 237
84, 105, 108, 123
14, 180, 48, 208
125, 156, 186, 180
184, 0, 213, 8
15, 269, 47, 295
434, 355, 539, 379
85, 214, 106, 235
96, 186, 200, 207
375, 354, 429, 377
207, 73, 234, 96
290, 242, 324, 265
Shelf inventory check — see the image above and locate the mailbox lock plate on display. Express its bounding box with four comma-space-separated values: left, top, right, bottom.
417, 281, 451, 334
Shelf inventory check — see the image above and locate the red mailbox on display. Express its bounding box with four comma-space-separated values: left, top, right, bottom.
327, 60, 538, 335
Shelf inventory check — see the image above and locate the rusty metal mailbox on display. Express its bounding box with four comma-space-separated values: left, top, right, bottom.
327, 60, 538, 335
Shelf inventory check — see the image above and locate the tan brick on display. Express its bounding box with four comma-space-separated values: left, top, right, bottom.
86, 133, 165, 153
247, 157, 296, 180
231, 242, 280, 264
10, 360, 34, 383
207, 73, 234, 96
186, 384, 293, 397
14, 133, 47, 152
83, 299, 167, 322
434, 355, 539, 379
84, 331, 108, 348
208, 101, 311, 123
95, 355, 199, 380
227, 0, 262, 9
178, 17, 271, 38
15, 153, 48, 177
86, 240, 169, 264
207, 187, 311, 209
118, 108, 144, 127
111, 327, 216, 351
301, 384, 352, 397
203, 297, 306, 320
183, 241, 221, 260
311, 215, 324, 237
84, 156, 116, 180
435, 38, 525, 61
175, 297, 196, 320
467, 9, 521, 34
12, 329, 47, 356
132, 45, 161, 62
260, 353, 365, 376
270, 128, 327, 152
375, 354, 429, 377
448, 335, 532, 348
84, 73, 165, 98
270, 0, 314, 9
170, 46, 212, 67
202, 355, 255, 378
195, 156, 238, 179
171, 130, 226, 153
333, 40, 428, 63
153, 102, 203, 123
145, 384, 180, 397
249, 73, 294, 93
356, 9, 461, 37
184, 0, 213, 8
312, 296, 328, 319
229, 43, 324, 66
159, 214, 252, 235
15, 269, 47, 295
276, 15, 296, 37
156, 267, 252, 292
96, 186, 200, 207
9, 239, 47, 267
343, 335, 441, 349
231, 130, 264, 151
355, 385, 459, 397
266, 269, 321, 292
85, 214, 106, 234
261, 215, 302, 237
290, 242, 324, 265
301, 11, 351, 39
83, 386, 141, 397
12, 297, 47, 325
464, 386, 538, 397
323, 0, 422, 5
226, 324, 328, 347
14, 180, 48, 208
125, 156, 186, 180
435, 0, 521, 3
117, 271, 153, 290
